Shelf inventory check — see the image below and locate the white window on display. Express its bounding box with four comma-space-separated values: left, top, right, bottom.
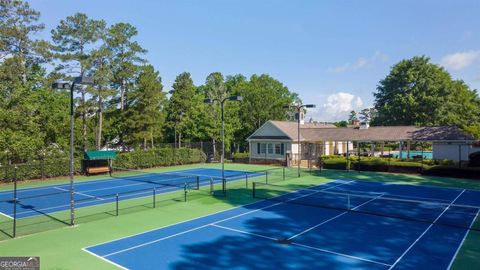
275, 144, 281, 154
267, 143, 274, 154
260, 143, 267, 154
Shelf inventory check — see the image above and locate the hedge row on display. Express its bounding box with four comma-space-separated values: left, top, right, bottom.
113, 147, 206, 169
0, 159, 81, 182
320, 155, 480, 179
0, 147, 206, 182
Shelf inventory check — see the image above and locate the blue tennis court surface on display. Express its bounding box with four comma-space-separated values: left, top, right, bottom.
0, 168, 261, 219
84, 180, 480, 270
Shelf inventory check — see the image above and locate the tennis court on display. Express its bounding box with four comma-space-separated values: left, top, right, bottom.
84, 179, 480, 270
0, 168, 262, 219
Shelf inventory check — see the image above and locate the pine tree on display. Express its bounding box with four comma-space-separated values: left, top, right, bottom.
51, 13, 106, 151
164, 72, 204, 146
123, 65, 165, 148
105, 23, 146, 149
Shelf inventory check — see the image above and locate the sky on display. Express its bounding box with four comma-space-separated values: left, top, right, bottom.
30, 0, 480, 122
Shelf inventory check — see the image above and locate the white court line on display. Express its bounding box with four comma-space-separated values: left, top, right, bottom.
15, 187, 174, 216
81, 248, 128, 270
15, 172, 222, 217
447, 209, 480, 270
14, 171, 244, 217
211, 224, 278, 241
388, 189, 466, 270
0, 167, 222, 195
212, 223, 391, 267
287, 193, 385, 240
291, 241, 392, 267
83, 179, 349, 251
95, 181, 353, 258
58, 182, 151, 194
0, 177, 129, 195
328, 186, 454, 204
53, 187, 104, 200
0, 211, 13, 219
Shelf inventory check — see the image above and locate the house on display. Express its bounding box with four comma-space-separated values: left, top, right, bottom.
247, 120, 478, 166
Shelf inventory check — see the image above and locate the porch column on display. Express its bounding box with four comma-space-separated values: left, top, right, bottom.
370, 142, 375, 157
381, 141, 384, 157
399, 141, 403, 159
248, 141, 252, 164
407, 141, 411, 159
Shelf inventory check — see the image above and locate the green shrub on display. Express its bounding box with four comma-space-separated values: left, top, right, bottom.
232, 152, 249, 159
113, 147, 206, 169
0, 159, 81, 182
0, 147, 206, 182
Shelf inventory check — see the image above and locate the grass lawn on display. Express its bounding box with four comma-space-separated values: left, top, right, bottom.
0, 163, 478, 270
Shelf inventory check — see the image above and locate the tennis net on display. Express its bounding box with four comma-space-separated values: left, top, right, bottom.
252, 182, 480, 231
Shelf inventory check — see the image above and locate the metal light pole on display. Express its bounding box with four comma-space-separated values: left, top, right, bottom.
283, 103, 316, 177
204, 96, 242, 181
52, 76, 93, 226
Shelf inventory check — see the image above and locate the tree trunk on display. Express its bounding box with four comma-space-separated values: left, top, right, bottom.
120, 79, 126, 151
96, 95, 103, 150
151, 132, 154, 148
82, 90, 88, 151
212, 138, 216, 161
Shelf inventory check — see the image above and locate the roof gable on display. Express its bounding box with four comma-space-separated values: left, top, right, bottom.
247, 121, 293, 141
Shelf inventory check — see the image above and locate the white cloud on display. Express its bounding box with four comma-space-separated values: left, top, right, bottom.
440, 50, 480, 71
306, 92, 365, 122
327, 51, 388, 74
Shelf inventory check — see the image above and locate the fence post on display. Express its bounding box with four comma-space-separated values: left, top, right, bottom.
222, 178, 226, 195
115, 194, 119, 216
184, 183, 187, 202
196, 176, 200, 190
459, 144, 462, 169
245, 173, 248, 189
420, 145, 424, 173
41, 158, 45, 180
13, 166, 17, 238
153, 188, 156, 208
210, 177, 214, 194
265, 170, 268, 184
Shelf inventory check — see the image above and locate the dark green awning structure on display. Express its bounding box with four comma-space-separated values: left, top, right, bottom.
84, 150, 117, 160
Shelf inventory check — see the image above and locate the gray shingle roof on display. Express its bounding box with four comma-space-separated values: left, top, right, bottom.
256, 121, 474, 142
269, 121, 336, 140
300, 126, 475, 142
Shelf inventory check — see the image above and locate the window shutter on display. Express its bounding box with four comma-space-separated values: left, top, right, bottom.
281, 143, 285, 155
257, 143, 260, 154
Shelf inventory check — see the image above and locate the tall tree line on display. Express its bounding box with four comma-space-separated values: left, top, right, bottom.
0, 1, 298, 163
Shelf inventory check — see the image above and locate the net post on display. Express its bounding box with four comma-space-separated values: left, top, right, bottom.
115, 193, 119, 216
196, 176, 200, 190
283, 167, 285, 180
252, 182, 256, 198
245, 173, 248, 189
153, 188, 156, 208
